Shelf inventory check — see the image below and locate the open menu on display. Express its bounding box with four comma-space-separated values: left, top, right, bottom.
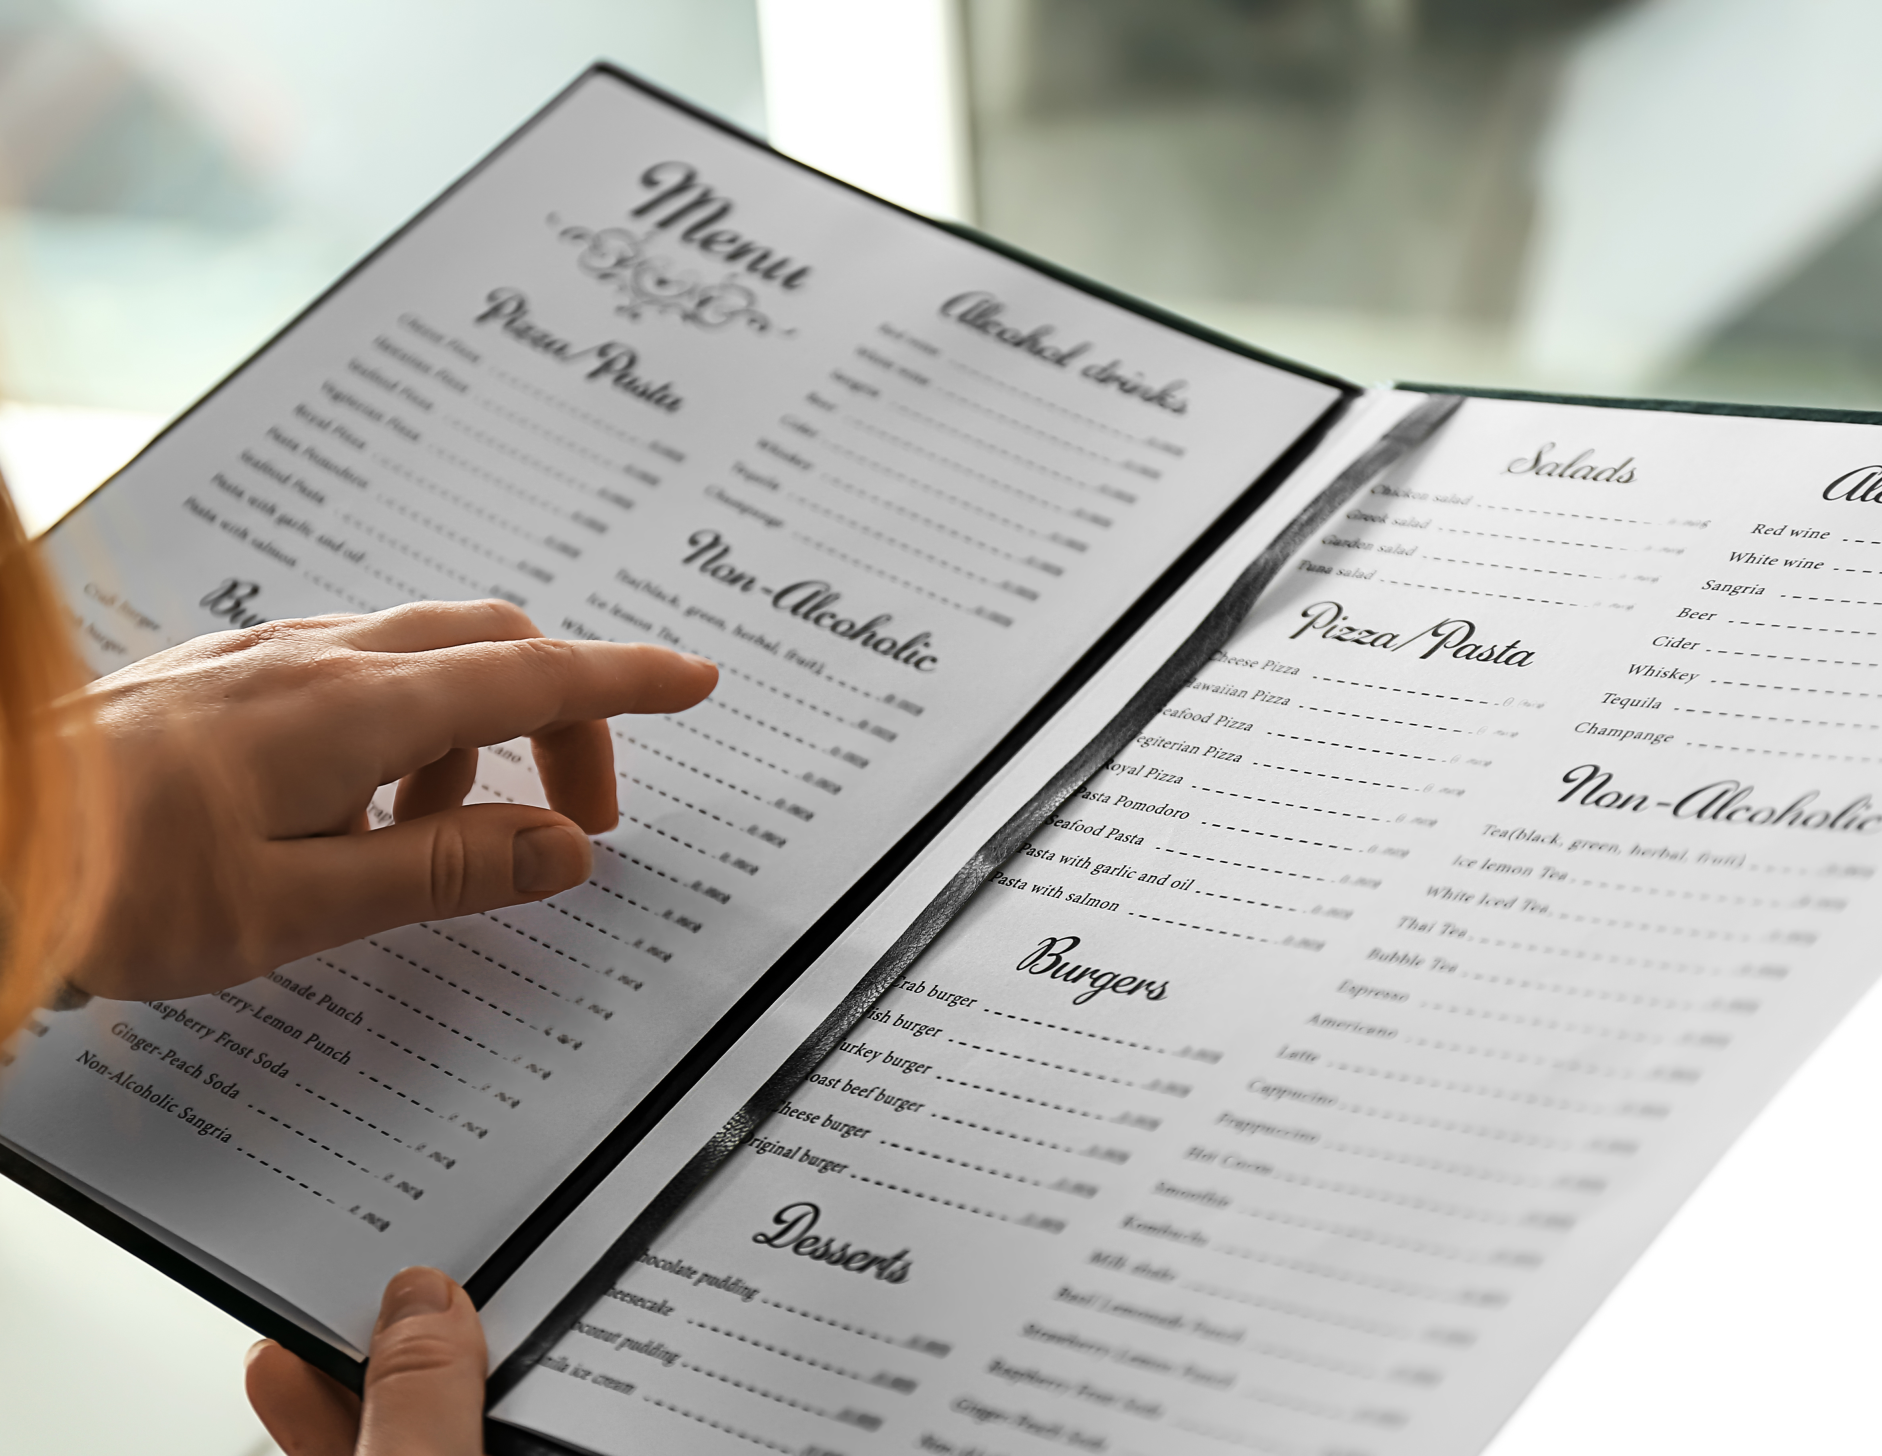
4, 62, 1882, 1456
486, 384, 1882, 1456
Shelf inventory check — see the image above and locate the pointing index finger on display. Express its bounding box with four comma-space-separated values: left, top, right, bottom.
331, 598, 545, 653
371, 637, 718, 774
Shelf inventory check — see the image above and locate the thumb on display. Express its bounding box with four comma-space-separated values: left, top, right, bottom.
358, 1266, 487, 1456
254, 803, 593, 968
244, 1339, 360, 1456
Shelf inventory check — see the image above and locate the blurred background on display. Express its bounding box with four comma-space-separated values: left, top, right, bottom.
1, 1, 1878, 1452
966, 0, 1882, 407
11, 0, 1882, 530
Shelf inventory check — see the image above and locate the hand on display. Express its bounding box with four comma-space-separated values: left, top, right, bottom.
70, 599, 717, 1000
246, 1266, 486, 1456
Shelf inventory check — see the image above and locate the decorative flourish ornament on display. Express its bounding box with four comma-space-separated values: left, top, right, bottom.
552, 217, 790, 336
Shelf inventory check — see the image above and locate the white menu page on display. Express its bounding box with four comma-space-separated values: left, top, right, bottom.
494, 393, 1882, 1456
0, 70, 1337, 1352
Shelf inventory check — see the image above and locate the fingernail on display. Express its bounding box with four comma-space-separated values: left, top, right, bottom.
380, 1267, 453, 1327
682, 652, 715, 668
513, 823, 587, 895
244, 1339, 275, 1369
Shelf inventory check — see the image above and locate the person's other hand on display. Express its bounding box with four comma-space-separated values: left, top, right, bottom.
69, 599, 716, 1000
246, 1266, 486, 1456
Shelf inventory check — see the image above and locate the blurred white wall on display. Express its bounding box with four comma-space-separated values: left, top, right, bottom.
758, 0, 972, 220
0, 1173, 279, 1456
0, 400, 159, 533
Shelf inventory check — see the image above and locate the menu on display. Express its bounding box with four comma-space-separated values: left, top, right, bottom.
5, 63, 1879, 1456
0, 67, 1336, 1356
492, 396, 1882, 1456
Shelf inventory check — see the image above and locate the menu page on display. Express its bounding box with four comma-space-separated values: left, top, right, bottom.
0, 70, 1338, 1351
496, 393, 1882, 1456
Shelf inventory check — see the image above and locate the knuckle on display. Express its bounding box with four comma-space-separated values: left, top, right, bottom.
391, 597, 538, 639
206, 618, 318, 656
258, 649, 377, 712
310, 654, 376, 692
379, 599, 451, 627
479, 598, 540, 638
200, 622, 375, 693
472, 636, 584, 718
427, 823, 471, 915
296, 645, 361, 684
512, 634, 579, 683
368, 599, 429, 626
366, 1326, 476, 1385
